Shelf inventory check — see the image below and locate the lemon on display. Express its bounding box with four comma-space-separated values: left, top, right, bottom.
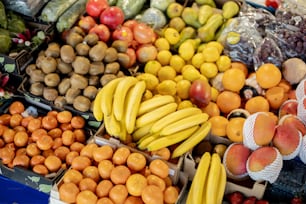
199, 74, 208, 82
169, 55, 185, 73
181, 64, 194, 73
157, 66, 177, 82
197, 43, 207, 53
177, 100, 194, 110
191, 53, 205, 69
200, 62, 218, 78
174, 75, 183, 82
210, 86, 219, 102
156, 80, 177, 96
154, 37, 170, 51
226, 31, 240, 45
202, 46, 220, 62
156, 50, 172, 66
176, 79, 191, 100
206, 41, 224, 54
182, 65, 201, 82
142, 90, 153, 101
216, 55, 231, 72
136, 73, 159, 91
164, 28, 180, 45
179, 41, 195, 61
144, 60, 162, 76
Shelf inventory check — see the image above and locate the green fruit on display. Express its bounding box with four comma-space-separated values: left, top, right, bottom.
222, 1, 240, 19
181, 7, 202, 29
166, 2, 184, 19
195, 0, 216, 7
168, 17, 186, 32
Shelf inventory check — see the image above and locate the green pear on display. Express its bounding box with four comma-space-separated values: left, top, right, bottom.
166, 2, 184, 19
195, 0, 216, 7
181, 7, 202, 28
198, 5, 214, 25
168, 17, 186, 32
173, 26, 196, 50
222, 1, 240, 19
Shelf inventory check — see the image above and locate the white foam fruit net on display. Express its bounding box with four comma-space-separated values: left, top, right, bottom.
297, 96, 306, 124
295, 78, 306, 101
298, 135, 306, 164
247, 147, 283, 184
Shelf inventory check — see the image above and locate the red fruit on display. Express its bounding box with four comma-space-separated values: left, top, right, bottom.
291, 197, 302, 204
256, 200, 269, 204
123, 19, 138, 30
112, 26, 133, 45
279, 99, 298, 118
78, 16, 96, 32
189, 79, 212, 108
133, 23, 155, 44
265, 0, 279, 9
89, 24, 110, 42
226, 191, 244, 204
86, 0, 109, 18
125, 48, 136, 68
136, 44, 157, 64
100, 6, 124, 30
243, 196, 257, 204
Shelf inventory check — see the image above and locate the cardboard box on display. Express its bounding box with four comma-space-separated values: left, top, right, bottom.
94, 124, 184, 184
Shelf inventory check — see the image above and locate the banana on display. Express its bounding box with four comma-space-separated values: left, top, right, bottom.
216, 163, 227, 204
160, 112, 209, 136
205, 153, 222, 204
135, 102, 178, 129
171, 121, 211, 158
186, 152, 211, 204
146, 125, 199, 151
132, 122, 155, 142
113, 76, 138, 121
125, 81, 146, 134
137, 132, 161, 150
92, 88, 104, 121
137, 95, 175, 116
100, 77, 123, 117
104, 109, 121, 137
150, 107, 202, 133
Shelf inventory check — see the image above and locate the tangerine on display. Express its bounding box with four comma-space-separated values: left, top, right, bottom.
256, 63, 282, 89
216, 91, 241, 114
208, 116, 229, 137
226, 117, 246, 142
222, 68, 246, 92
245, 96, 270, 114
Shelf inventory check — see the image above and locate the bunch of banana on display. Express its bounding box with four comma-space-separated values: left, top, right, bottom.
93, 76, 146, 142
186, 152, 227, 204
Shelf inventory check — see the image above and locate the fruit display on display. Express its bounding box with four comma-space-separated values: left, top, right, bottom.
0, 0, 306, 203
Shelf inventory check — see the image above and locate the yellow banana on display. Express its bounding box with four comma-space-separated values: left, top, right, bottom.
125, 81, 146, 134
113, 76, 138, 121
171, 121, 211, 158
216, 163, 227, 204
137, 132, 161, 150
132, 122, 155, 142
205, 153, 222, 204
137, 95, 175, 116
160, 112, 209, 136
135, 102, 178, 129
150, 107, 202, 133
100, 77, 123, 117
186, 152, 211, 204
146, 125, 199, 151
92, 88, 104, 121
104, 109, 121, 137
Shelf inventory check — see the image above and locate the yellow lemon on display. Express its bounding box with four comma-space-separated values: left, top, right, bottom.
202, 46, 220, 62
157, 66, 177, 82
210, 86, 219, 102
142, 90, 153, 101
206, 41, 224, 54
197, 43, 207, 53
177, 100, 194, 110
176, 79, 191, 100
154, 37, 170, 51
156, 80, 177, 96
164, 27, 180, 45
179, 41, 195, 61
156, 50, 172, 66
169, 55, 185, 73
174, 75, 183, 82
144, 60, 162, 76
200, 62, 218, 78
216, 55, 232, 72
136, 73, 159, 91
182, 65, 201, 82
191, 53, 205, 69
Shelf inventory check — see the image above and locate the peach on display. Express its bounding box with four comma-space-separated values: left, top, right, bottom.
272, 123, 302, 160
278, 115, 306, 135
223, 143, 252, 180
278, 99, 298, 118
247, 146, 283, 183
243, 112, 276, 150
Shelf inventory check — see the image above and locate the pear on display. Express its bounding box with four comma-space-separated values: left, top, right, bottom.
181, 7, 202, 28
168, 17, 186, 32
198, 5, 214, 25
222, 1, 240, 19
195, 0, 216, 7
166, 2, 184, 19
173, 26, 196, 50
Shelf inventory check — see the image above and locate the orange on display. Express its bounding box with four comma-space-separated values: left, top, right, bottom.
201, 102, 220, 117
226, 117, 246, 142
256, 63, 282, 89
216, 91, 241, 114
265, 86, 288, 110
141, 185, 164, 204
127, 152, 147, 172
245, 96, 270, 114
222, 68, 246, 92
96, 180, 113, 198
59, 182, 79, 203
110, 165, 131, 185
109, 184, 128, 204
126, 173, 148, 196
208, 116, 229, 137
231, 62, 248, 77
76, 190, 98, 204
164, 186, 179, 204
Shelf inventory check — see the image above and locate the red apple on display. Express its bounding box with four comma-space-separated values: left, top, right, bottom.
189, 79, 212, 108
89, 24, 110, 42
